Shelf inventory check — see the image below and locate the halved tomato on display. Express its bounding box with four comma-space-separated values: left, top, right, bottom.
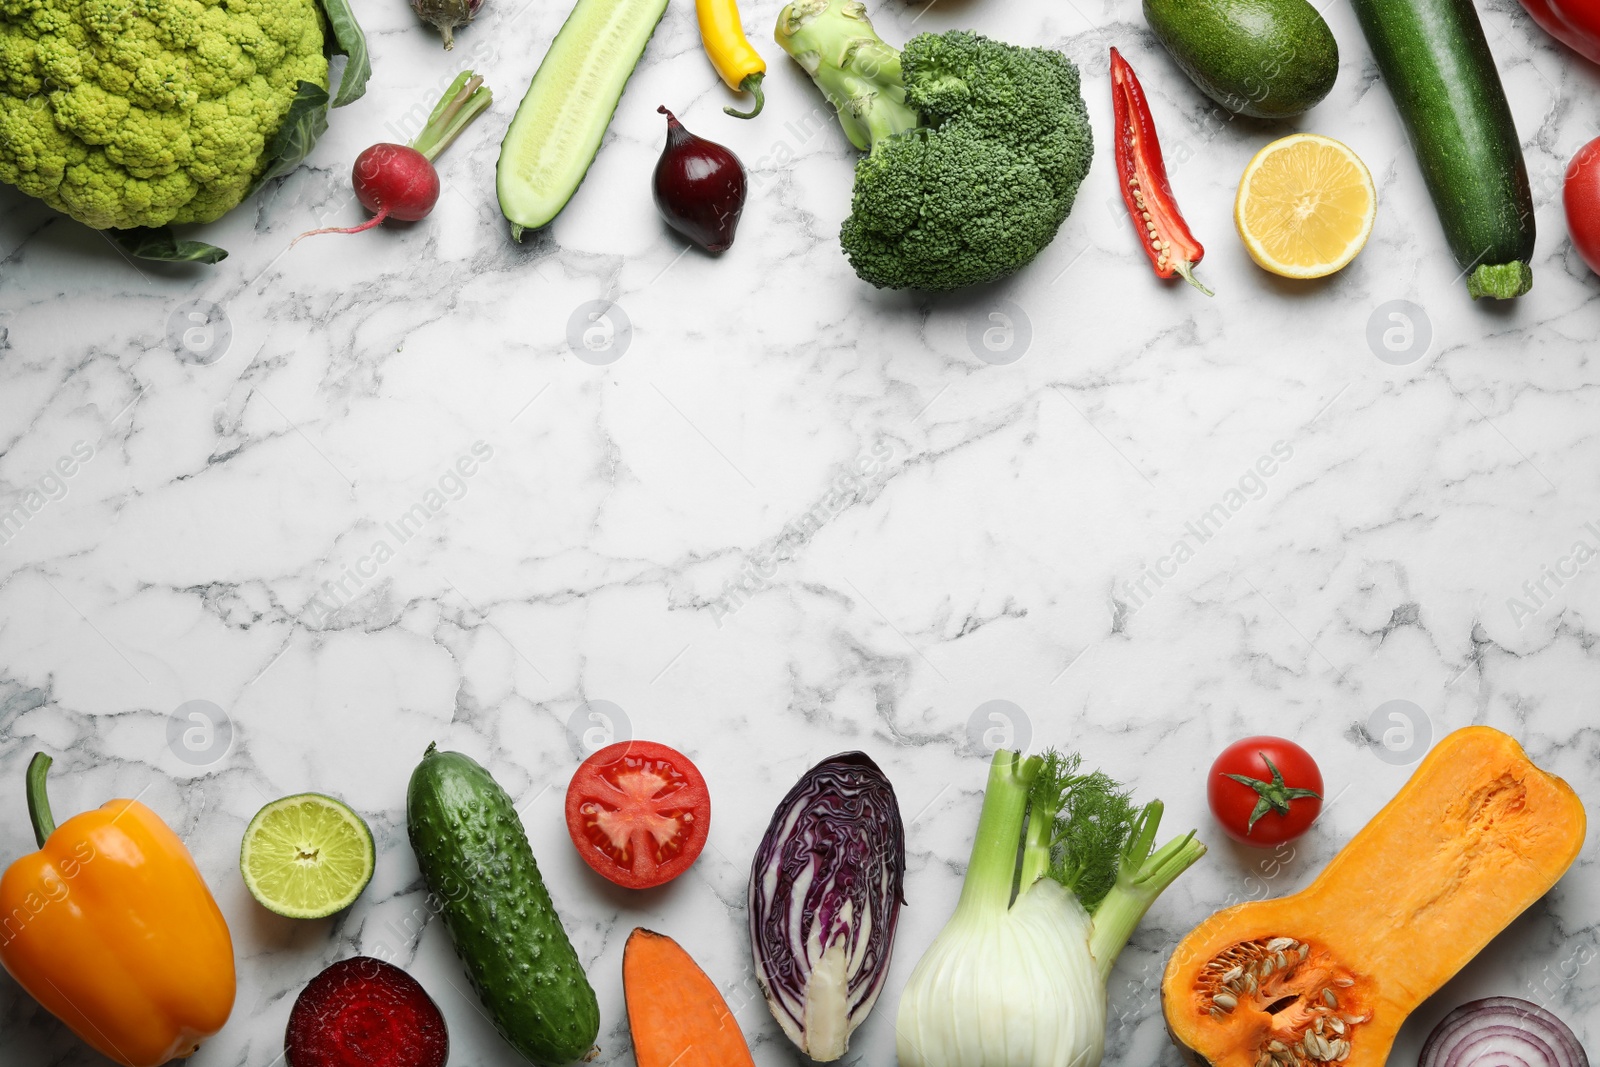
564, 741, 711, 889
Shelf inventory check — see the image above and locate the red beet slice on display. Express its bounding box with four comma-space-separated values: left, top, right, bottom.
286, 956, 449, 1067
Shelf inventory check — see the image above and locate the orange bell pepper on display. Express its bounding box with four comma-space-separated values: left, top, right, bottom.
0, 753, 236, 1066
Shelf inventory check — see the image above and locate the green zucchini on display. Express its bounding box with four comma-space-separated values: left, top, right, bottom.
406, 745, 599, 1066
1349, 0, 1535, 299
495, 0, 669, 238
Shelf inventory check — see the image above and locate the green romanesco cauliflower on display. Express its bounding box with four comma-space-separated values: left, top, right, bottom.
0, 0, 328, 230
774, 0, 1093, 291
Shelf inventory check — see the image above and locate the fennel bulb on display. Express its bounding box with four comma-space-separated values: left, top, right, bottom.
896, 749, 1206, 1067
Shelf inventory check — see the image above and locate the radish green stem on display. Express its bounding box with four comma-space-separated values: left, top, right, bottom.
411, 71, 493, 162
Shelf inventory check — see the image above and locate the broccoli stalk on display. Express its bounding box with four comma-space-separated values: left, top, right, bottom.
773, 0, 1094, 291
774, 0, 918, 152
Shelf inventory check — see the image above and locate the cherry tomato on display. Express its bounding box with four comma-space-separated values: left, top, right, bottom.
565, 740, 710, 889
1565, 136, 1600, 277
1207, 736, 1323, 846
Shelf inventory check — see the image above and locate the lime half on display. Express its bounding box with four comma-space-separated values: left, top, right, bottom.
241, 793, 375, 919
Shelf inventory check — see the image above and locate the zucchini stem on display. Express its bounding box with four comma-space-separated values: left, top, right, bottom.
1466, 261, 1533, 300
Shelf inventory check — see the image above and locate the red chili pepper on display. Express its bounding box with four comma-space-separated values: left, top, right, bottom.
1110, 47, 1211, 295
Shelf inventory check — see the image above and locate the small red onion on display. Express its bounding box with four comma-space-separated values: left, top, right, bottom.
412, 0, 482, 49
652, 106, 746, 254
1421, 998, 1589, 1067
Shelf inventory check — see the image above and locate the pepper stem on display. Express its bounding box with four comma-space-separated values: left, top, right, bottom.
27, 752, 56, 848
1172, 258, 1214, 297
725, 73, 765, 119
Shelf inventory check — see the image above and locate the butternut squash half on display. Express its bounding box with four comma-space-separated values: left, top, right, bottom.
1163, 726, 1585, 1067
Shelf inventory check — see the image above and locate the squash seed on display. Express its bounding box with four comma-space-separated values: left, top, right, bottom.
1329, 1017, 1346, 1035
1215, 993, 1238, 1010
1267, 937, 1297, 951
1322, 989, 1338, 1007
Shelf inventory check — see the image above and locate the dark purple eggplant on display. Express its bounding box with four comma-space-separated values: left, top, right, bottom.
653, 107, 746, 253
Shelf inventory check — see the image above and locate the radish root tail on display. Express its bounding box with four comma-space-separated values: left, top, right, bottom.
292, 206, 392, 246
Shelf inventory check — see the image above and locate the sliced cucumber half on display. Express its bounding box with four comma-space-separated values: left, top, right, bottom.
496, 0, 670, 238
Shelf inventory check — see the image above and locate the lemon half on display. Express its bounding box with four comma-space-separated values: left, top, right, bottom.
1235, 134, 1377, 280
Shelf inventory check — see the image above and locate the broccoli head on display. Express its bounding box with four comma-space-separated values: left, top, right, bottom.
0, 0, 330, 230
775, 0, 1093, 291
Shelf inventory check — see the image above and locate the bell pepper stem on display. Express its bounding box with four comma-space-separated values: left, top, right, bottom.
27, 752, 56, 847
724, 73, 765, 119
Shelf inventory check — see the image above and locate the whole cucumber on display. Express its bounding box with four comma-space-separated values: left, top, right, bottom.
1349, 0, 1535, 299
406, 744, 600, 1066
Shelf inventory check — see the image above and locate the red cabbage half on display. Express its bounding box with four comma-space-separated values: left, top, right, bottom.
748, 751, 906, 1061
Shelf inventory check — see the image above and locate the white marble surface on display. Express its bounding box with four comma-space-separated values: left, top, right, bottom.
2, 0, 1598, 1062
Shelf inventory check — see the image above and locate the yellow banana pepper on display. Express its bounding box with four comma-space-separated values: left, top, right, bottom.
697, 0, 766, 117
0, 753, 236, 1067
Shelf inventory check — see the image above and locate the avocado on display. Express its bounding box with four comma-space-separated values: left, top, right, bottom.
1143, 0, 1339, 119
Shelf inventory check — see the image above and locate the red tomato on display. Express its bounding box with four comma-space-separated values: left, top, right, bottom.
1565, 136, 1600, 277
1207, 736, 1323, 846
565, 741, 710, 889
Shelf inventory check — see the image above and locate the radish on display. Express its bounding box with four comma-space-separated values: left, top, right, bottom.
295, 71, 491, 243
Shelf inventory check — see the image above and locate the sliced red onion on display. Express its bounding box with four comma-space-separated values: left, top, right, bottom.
1421, 998, 1589, 1067
748, 752, 905, 1062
